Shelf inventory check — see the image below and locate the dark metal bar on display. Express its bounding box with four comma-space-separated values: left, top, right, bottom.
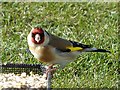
0, 63, 46, 75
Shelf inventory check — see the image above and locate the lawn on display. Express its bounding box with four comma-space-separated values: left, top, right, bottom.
1, 2, 119, 88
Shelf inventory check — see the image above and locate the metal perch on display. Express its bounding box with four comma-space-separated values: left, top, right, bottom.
47, 70, 52, 90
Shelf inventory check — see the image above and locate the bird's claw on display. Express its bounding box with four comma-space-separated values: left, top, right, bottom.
45, 64, 57, 79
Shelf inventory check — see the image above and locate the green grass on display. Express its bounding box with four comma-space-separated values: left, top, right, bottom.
1, 2, 119, 88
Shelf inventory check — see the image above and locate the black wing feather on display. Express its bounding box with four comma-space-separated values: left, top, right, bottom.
69, 40, 92, 49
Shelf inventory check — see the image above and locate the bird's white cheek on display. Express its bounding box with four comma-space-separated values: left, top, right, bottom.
27, 34, 35, 47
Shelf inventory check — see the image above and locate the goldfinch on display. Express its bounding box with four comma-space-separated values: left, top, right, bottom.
27, 27, 110, 70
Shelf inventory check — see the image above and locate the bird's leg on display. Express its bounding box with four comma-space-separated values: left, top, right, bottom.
45, 64, 57, 79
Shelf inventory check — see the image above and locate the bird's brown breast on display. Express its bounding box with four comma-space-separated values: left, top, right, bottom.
29, 46, 55, 63
39, 46, 55, 63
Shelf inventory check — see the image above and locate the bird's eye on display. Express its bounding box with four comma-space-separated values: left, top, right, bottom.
32, 33, 35, 37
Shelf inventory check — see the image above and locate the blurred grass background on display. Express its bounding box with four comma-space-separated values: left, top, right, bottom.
1, 2, 119, 88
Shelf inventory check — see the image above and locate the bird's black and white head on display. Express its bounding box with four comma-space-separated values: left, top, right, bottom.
27, 27, 49, 47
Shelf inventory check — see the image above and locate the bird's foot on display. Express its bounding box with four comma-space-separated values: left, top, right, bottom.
45, 64, 57, 79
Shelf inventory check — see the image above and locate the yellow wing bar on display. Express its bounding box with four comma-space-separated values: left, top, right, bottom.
66, 46, 83, 52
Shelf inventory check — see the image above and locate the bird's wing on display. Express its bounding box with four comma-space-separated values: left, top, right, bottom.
47, 32, 91, 52
48, 33, 110, 53
47, 31, 110, 53
47, 32, 72, 51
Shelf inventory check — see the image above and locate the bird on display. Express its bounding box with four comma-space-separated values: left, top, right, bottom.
27, 27, 110, 77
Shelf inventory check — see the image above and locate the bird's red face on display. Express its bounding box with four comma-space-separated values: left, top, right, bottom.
31, 28, 45, 44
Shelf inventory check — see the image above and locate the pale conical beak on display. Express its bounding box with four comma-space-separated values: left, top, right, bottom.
35, 34, 41, 43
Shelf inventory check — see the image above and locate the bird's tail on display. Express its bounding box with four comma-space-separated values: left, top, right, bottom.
84, 47, 111, 53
